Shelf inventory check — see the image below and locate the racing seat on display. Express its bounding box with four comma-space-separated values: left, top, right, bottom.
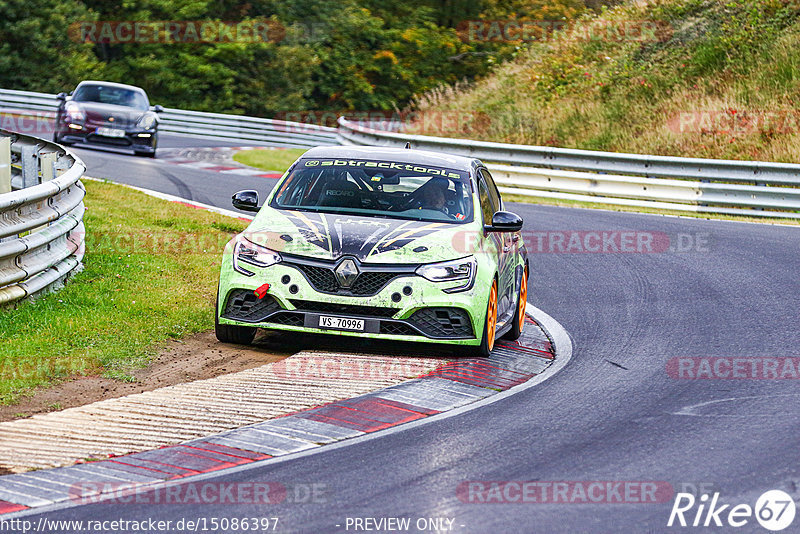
317, 179, 362, 208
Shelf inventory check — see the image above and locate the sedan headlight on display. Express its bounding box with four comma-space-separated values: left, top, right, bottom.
416, 256, 477, 293
64, 102, 85, 122
233, 236, 281, 276
136, 112, 157, 130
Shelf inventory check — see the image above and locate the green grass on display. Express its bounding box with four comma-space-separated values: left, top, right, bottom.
233, 148, 307, 173
0, 181, 248, 405
414, 0, 800, 163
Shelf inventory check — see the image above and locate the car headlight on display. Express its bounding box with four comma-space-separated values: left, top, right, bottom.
136, 112, 157, 130
233, 236, 281, 276
416, 256, 477, 293
64, 102, 85, 122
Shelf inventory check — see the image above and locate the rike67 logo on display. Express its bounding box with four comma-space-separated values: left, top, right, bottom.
668, 490, 796, 531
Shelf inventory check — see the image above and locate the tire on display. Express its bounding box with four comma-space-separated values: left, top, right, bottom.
502, 266, 529, 341
134, 133, 157, 158
54, 133, 72, 146
470, 279, 498, 357
214, 297, 256, 345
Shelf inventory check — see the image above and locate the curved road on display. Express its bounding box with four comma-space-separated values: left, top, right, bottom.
24, 137, 800, 532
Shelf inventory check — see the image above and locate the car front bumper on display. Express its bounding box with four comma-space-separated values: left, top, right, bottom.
216, 257, 490, 346
58, 126, 157, 152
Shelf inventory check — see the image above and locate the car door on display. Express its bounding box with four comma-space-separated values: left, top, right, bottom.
479, 168, 515, 320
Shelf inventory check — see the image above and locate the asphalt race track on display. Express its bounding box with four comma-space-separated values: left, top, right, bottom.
20, 135, 800, 532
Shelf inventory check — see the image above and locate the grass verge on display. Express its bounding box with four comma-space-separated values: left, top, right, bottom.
233, 148, 307, 173
0, 180, 248, 405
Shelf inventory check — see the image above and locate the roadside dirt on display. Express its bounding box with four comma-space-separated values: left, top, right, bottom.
1, 327, 460, 424
0, 330, 293, 422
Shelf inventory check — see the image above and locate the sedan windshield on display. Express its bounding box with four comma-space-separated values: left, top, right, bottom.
271, 158, 474, 223
72, 84, 149, 110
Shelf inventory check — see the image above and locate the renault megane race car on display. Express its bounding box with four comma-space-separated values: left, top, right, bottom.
53, 80, 163, 157
215, 146, 529, 356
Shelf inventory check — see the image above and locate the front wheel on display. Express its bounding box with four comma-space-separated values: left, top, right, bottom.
54, 132, 72, 146
214, 298, 256, 345
503, 267, 528, 341
471, 279, 498, 358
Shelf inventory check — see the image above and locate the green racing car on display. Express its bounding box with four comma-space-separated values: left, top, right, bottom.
215, 146, 529, 357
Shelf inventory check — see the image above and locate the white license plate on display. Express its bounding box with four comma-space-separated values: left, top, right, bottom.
319, 315, 364, 331
95, 127, 126, 138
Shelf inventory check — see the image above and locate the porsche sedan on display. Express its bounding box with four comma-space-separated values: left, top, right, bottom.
216, 146, 529, 357
53, 81, 163, 157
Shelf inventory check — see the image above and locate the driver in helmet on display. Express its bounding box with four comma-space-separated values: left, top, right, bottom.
420, 177, 449, 214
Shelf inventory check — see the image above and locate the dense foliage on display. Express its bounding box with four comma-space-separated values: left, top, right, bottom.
0, 0, 604, 116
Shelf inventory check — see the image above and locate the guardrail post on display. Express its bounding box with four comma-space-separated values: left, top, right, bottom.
20, 144, 39, 188
0, 137, 10, 194
40, 151, 56, 181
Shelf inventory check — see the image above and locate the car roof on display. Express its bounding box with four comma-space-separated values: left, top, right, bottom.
301, 146, 481, 172
75, 80, 148, 94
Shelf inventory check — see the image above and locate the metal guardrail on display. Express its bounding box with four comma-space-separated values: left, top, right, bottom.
0, 88, 338, 149
338, 118, 800, 219
3, 88, 797, 218
0, 129, 86, 305
158, 108, 338, 149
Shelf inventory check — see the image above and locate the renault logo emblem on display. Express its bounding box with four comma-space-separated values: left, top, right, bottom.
334, 258, 360, 288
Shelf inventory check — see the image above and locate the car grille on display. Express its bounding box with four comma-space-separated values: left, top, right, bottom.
266, 312, 304, 327
223, 289, 282, 323
283, 257, 412, 296
407, 307, 474, 338
351, 272, 398, 295
289, 300, 399, 318
293, 263, 338, 292
87, 134, 131, 146
379, 322, 419, 336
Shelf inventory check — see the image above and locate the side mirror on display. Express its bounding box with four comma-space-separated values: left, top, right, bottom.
56, 92, 67, 101
153, 105, 164, 113
485, 211, 523, 233
232, 190, 260, 212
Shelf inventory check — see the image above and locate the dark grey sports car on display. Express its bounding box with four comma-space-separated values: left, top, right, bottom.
53, 81, 163, 157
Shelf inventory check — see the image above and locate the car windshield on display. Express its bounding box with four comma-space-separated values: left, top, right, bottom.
271, 158, 474, 223
72, 84, 149, 110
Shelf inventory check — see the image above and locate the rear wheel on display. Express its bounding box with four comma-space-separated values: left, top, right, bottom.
214, 296, 256, 345
503, 266, 528, 341
471, 280, 498, 357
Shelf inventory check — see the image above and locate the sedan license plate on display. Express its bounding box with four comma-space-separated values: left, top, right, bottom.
319, 315, 364, 331
96, 127, 126, 138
